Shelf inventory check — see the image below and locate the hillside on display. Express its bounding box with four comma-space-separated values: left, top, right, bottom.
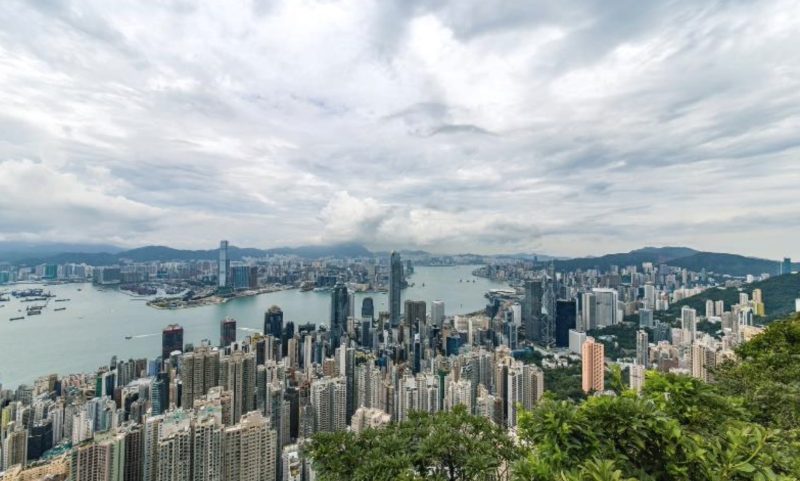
10, 242, 374, 265
553, 247, 793, 277
666, 273, 800, 322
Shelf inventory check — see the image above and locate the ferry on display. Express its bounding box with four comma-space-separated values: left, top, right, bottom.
55, 298, 71, 302
125, 335, 133, 340
9, 316, 24, 321
54, 307, 66, 311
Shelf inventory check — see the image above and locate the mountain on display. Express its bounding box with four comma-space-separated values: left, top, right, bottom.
666, 272, 800, 322
552, 246, 700, 272
552, 247, 793, 277
10, 242, 374, 265
0, 242, 124, 263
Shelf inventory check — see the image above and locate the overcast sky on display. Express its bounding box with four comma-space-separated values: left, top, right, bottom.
1, 0, 798, 258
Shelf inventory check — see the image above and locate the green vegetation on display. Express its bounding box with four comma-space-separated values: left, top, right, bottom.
542, 364, 586, 402
587, 323, 643, 360
308, 315, 800, 481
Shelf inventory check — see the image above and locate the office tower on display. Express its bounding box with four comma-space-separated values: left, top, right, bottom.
404, 300, 426, 330
555, 300, 577, 348
503, 321, 518, 350
222, 351, 257, 423
310, 377, 347, 433
361, 297, 374, 320
330, 280, 349, 348
511, 302, 521, 326
592, 288, 619, 328
192, 415, 223, 481
636, 330, 649, 367
220, 317, 236, 348
230, 265, 258, 290
281, 322, 294, 358
389, 251, 403, 327
581, 337, 605, 393
218, 240, 230, 289
643, 283, 656, 310
26, 420, 53, 461
431, 300, 445, 327
264, 306, 283, 340
523, 279, 543, 342
639, 308, 654, 328
580, 292, 596, 331
781, 257, 792, 275
681, 306, 697, 343
222, 411, 277, 481
162, 324, 184, 361
181, 346, 220, 409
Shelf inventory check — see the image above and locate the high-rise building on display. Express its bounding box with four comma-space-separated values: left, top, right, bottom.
781, 257, 792, 275
218, 240, 230, 289
222, 350, 257, 423
231, 265, 258, 290
430, 300, 445, 327
2, 423, 28, 470
581, 337, 604, 393
681, 306, 697, 344
310, 377, 347, 434
192, 414, 223, 481
389, 252, 403, 327
555, 300, 577, 348
580, 292, 596, 331
181, 346, 221, 409
162, 324, 184, 361
629, 364, 645, 393
360, 297, 374, 320
523, 279, 543, 342
69, 432, 126, 481
636, 330, 649, 367
220, 317, 236, 348
639, 308, 654, 328
330, 281, 349, 348
222, 411, 277, 481
403, 300, 426, 330
592, 288, 619, 328
643, 283, 656, 310
264, 306, 283, 340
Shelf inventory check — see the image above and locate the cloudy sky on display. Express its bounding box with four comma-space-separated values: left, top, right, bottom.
1, 0, 799, 258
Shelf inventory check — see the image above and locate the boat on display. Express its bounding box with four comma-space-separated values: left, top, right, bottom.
125, 335, 133, 340
9, 316, 24, 321
54, 307, 66, 311
55, 298, 70, 302
27, 310, 42, 316
77, 288, 82, 291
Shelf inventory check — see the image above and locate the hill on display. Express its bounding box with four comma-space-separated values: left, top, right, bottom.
0, 242, 124, 263
553, 247, 793, 277
11, 242, 374, 265
666, 273, 800, 322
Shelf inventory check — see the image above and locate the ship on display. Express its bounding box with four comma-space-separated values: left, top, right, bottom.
54, 307, 66, 311
55, 298, 71, 302
9, 316, 24, 321
125, 335, 133, 340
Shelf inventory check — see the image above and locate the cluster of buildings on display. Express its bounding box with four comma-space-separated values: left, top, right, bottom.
0, 252, 547, 481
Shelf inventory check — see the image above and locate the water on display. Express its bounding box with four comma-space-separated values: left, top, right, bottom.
0, 265, 505, 388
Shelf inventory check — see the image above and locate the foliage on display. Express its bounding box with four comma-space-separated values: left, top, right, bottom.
305, 405, 519, 481
542, 364, 586, 401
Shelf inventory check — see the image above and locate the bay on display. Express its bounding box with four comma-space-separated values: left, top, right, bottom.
0, 265, 505, 388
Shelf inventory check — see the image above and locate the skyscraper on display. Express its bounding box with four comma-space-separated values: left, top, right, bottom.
781, 257, 792, 275
639, 308, 654, 328
181, 346, 220, 409
555, 300, 577, 348
389, 251, 403, 327
162, 324, 184, 361
264, 305, 283, 339
220, 317, 236, 348
222, 350, 257, 423
636, 330, 649, 367
592, 288, 619, 328
361, 297, 374, 320
403, 300, 426, 330
218, 240, 230, 289
681, 306, 697, 344
222, 411, 277, 481
330, 280, 349, 348
581, 337, 605, 393
431, 300, 445, 327
523, 279, 543, 342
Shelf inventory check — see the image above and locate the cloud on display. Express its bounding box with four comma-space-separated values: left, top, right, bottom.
0, 0, 799, 257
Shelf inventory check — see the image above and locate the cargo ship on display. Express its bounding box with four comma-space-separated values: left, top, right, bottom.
9, 316, 24, 321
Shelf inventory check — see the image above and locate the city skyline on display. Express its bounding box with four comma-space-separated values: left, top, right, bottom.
1, 1, 800, 258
